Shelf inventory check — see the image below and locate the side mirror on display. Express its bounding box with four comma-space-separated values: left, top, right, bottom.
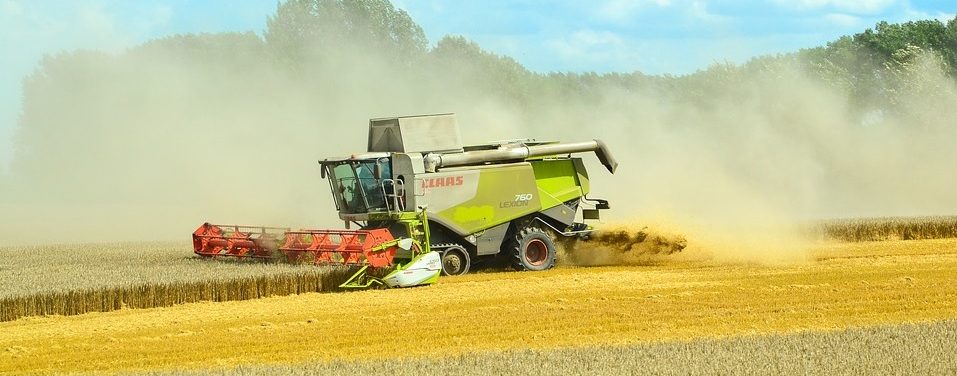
374, 158, 388, 179
594, 199, 610, 210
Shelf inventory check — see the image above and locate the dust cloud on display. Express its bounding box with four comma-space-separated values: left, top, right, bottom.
559, 220, 811, 266
2, 10, 956, 269
546, 53, 957, 264
557, 221, 688, 267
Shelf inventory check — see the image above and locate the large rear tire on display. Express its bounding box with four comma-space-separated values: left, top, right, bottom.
507, 226, 557, 271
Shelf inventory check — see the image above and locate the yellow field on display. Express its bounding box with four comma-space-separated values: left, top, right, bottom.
2, 239, 957, 374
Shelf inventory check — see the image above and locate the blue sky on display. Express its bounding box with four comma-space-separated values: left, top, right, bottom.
1, 0, 954, 169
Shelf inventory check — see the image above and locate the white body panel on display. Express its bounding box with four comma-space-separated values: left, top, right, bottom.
382, 251, 442, 288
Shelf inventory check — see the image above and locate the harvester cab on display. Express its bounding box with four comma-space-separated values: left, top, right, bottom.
192, 113, 617, 289
321, 156, 397, 215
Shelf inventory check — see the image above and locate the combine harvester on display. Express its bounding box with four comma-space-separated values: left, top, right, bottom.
192, 114, 617, 288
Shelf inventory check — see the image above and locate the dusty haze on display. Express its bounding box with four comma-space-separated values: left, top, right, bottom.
2, 26, 956, 265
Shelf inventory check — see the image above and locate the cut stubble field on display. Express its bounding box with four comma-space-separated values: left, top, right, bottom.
2, 238, 956, 374
144, 320, 957, 375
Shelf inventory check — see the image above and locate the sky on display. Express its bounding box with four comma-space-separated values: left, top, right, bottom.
0, 0, 954, 170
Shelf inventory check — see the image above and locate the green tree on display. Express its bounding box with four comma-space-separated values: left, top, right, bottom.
853, 19, 952, 72
265, 0, 427, 66
429, 35, 536, 102
946, 16, 957, 70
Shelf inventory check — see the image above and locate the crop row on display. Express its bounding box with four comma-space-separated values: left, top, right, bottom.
0, 268, 351, 322
819, 216, 957, 242
0, 242, 326, 299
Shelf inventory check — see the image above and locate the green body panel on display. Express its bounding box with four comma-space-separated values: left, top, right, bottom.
428, 164, 542, 235
420, 159, 590, 235
530, 158, 587, 209
572, 158, 591, 196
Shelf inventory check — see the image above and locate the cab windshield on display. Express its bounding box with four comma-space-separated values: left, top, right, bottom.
328, 159, 391, 214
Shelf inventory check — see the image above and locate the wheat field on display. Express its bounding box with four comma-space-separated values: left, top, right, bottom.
1, 237, 956, 374
0, 242, 323, 297
0, 242, 356, 321
0, 217, 950, 323
819, 216, 957, 242
0, 218, 951, 323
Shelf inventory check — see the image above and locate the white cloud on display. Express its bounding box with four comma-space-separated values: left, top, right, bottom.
774, 0, 898, 15
824, 12, 862, 28
689, 0, 723, 22
80, 3, 118, 35
547, 29, 625, 58
544, 29, 649, 72
597, 0, 671, 22
146, 5, 173, 29
903, 9, 956, 23
644, 1, 729, 26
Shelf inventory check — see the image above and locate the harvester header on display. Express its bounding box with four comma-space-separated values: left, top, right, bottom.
193, 113, 617, 288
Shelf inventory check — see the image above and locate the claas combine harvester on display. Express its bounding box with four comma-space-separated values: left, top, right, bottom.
192, 114, 617, 288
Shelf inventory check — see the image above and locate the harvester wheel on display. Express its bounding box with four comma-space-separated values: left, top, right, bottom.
438, 245, 470, 276
508, 226, 556, 271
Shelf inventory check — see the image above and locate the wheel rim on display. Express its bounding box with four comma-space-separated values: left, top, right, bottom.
443, 251, 464, 275
524, 239, 548, 266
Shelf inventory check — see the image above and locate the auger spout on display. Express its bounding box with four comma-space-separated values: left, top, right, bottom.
423, 139, 617, 173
